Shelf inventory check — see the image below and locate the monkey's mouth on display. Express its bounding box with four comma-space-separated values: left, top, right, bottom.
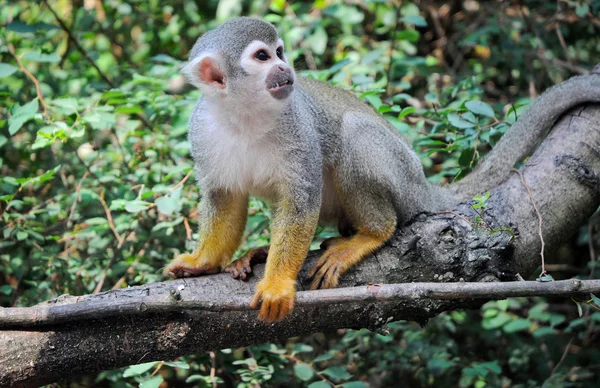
268, 79, 294, 90
267, 78, 294, 99
267, 70, 295, 100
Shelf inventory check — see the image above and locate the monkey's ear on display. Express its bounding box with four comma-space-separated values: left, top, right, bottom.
181, 54, 226, 90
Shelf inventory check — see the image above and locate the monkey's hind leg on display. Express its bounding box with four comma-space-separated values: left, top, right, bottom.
224, 246, 269, 280
308, 222, 394, 290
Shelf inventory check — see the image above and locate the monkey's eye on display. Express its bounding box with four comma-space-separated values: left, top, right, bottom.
276, 47, 284, 59
255, 50, 270, 61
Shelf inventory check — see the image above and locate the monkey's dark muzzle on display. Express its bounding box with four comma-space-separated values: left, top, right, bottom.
266, 66, 295, 100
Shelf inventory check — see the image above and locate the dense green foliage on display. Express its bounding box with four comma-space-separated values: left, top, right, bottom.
2, 0, 600, 386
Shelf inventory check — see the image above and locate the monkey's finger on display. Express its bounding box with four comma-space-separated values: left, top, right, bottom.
250, 291, 262, 309
307, 259, 326, 279
259, 300, 272, 321
267, 301, 281, 322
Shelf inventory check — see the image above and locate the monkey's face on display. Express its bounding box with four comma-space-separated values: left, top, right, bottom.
238, 39, 295, 101
181, 37, 295, 113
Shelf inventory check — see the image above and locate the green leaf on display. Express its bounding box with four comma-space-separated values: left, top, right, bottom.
0, 63, 18, 78
6, 21, 37, 33
9, 99, 39, 135
22, 51, 61, 63
124, 200, 152, 213
503, 319, 531, 333
0, 285, 13, 295
575, 300, 583, 317
293, 343, 314, 354
155, 196, 178, 216
465, 100, 495, 117
162, 361, 189, 369
50, 98, 78, 114
308, 382, 331, 388
482, 312, 512, 330
398, 106, 417, 120
447, 113, 476, 129
294, 363, 314, 381
139, 376, 163, 388
321, 366, 352, 381
590, 293, 600, 307
401, 15, 427, 27
538, 273, 554, 282
122, 361, 157, 377
532, 327, 555, 337
305, 26, 328, 55
313, 353, 334, 363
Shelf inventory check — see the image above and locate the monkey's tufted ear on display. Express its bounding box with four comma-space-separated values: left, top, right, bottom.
181, 54, 226, 90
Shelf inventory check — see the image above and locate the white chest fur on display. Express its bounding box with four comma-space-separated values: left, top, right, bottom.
195, 112, 280, 194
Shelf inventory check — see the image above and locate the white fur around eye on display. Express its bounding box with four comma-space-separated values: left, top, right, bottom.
240, 40, 272, 76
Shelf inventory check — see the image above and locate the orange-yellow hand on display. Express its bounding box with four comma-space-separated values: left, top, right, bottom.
250, 277, 296, 322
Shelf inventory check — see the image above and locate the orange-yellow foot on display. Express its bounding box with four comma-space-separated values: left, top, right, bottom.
224, 246, 269, 281
308, 244, 354, 290
250, 277, 296, 322
164, 253, 221, 278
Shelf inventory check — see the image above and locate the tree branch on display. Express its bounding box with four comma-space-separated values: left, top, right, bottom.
1, 279, 597, 328
1, 80, 600, 387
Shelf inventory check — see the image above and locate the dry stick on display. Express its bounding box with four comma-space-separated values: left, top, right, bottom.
550, 336, 574, 376
7, 44, 49, 119
209, 351, 217, 388
98, 192, 125, 247
515, 169, 547, 276
1, 279, 598, 328
43, 0, 155, 134
169, 170, 193, 193
43, 0, 114, 87
384, 1, 401, 99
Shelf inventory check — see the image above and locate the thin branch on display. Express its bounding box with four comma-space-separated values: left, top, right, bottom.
550, 336, 574, 376
7, 44, 49, 119
0, 279, 597, 328
98, 191, 125, 247
515, 169, 547, 276
42, 0, 115, 87
170, 170, 193, 193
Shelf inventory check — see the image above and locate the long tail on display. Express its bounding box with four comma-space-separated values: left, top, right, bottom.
452, 71, 600, 197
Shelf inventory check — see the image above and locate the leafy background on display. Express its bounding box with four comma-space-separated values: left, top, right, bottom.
2, 0, 600, 387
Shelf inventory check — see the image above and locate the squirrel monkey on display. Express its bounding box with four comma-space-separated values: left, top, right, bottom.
166, 17, 600, 322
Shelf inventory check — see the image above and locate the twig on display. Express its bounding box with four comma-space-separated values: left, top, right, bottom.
67, 171, 89, 228
588, 222, 596, 279
209, 351, 217, 388
183, 217, 192, 240
384, 1, 401, 98
43, 0, 115, 87
7, 44, 49, 119
515, 169, 547, 276
98, 191, 125, 247
550, 336, 574, 376
170, 170, 193, 193
0, 278, 597, 328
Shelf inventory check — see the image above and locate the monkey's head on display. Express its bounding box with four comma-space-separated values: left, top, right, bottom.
182, 17, 295, 110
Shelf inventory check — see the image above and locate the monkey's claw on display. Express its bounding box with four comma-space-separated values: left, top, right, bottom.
250, 278, 296, 322
224, 246, 269, 280
164, 253, 220, 279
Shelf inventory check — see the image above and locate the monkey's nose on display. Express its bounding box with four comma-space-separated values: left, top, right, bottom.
278, 66, 285, 71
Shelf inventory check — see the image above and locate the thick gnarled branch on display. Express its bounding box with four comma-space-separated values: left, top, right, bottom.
1, 97, 600, 387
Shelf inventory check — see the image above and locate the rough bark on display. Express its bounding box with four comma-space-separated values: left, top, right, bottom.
1, 100, 599, 387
